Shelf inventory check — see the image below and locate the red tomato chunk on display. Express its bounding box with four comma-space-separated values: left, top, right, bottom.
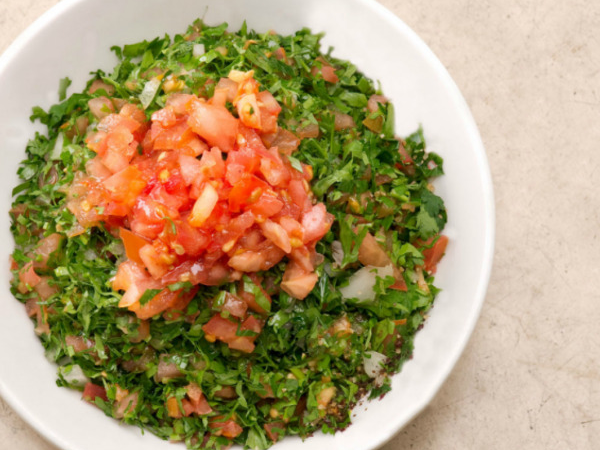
68, 70, 334, 351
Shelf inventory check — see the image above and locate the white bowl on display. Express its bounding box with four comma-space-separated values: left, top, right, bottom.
0, 1, 494, 449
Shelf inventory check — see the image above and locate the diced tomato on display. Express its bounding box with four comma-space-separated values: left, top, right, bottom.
228, 175, 269, 213
225, 148, 260, 184
228, 336, 255, 352
85, 157, 112, 180
102, 166, 147, 207
260, 220, 291, 253
71, 73, 335, 348
217, 292, 248, 318
311, 60, 339, 83
227, 244, 285, 272
237, 93, 261, 129
101, 126, 136, 173
139, 243, 172, 279
178, 154, 203, 186
186, 383, 213, 415
148, 183, 186, 215
113, 388, 139, 419
259, 148, 290, 186
256, 90, 281, 115
209, 418, 243, 439
112, 260, 148, 292
131, 286, 198, 320
86, 130, 108, 155
358, 232, 392, 267
164, 216, 210, 256
82, 383, 108, 403
18, 262, 41, 293
198, 147, 225, 179
202, 314, 238, 342
248, 190, 284, 218
165, 93, 196, 115
420, 235, 449, 274
261, 128, 300, 155
34, 277, 59, 300
311, 62, 339, 83
166, 396, 183, 418
215, 78, 238, 103
187, 99, 238, 152
119, 228, 150, 265
113, 260, 161, 308
65, 335, 93, 353
119, 103, 147, 129
129, 198, 168, 239
88, 97, 114, 120
151, 107, 177, 127
214, 211, 255, 251
128, 319, 150, 343
33, 233, 62, 270
238, 276, 272, 315
301, 203, 334, 243
241, 315, 262, 335
287, 179, 311, 213
279, 217, 304, 242
256, 90, 280, 134
264, 422, 285, 442
281, 260, 318, 300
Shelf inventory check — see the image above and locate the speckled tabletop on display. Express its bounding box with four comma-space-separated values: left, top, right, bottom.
1, 1, 599, 449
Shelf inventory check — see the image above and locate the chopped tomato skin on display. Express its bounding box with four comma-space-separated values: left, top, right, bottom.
71, 74, 332, 338
209, 417, 244, 438
82, 383, 108, 403
420, 235, 449, 274
187, 99, 238, 152
119, 228, 150, 265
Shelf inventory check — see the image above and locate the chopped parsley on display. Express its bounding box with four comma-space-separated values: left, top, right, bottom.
9, 20, 447, 449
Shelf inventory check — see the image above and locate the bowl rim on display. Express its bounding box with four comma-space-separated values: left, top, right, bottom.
0, 0, 495, 449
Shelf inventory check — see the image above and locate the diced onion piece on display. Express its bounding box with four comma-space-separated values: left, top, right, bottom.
339, 264, 394, 301
192, 43, 205, 57
363, 350, 387, 378
50, 132, 64, 160
189, 183, 218, 227
139, 78, 162, 110
58, 364, 89, 387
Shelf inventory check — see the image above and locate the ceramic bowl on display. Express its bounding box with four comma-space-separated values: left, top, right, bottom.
0, 1, 494, 449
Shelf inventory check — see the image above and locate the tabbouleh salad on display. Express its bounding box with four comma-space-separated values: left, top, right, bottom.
9, 20, 448, 449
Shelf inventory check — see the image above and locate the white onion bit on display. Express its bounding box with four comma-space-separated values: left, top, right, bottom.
339, 264, 394, 301
50, 132, 64, 160
139, 78, 161, 109
192, 43, 205, 57
59, 364, 89, 387
363, 350, 387, 378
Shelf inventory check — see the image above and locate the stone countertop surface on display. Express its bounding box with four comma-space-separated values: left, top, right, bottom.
0, 1, 598, 449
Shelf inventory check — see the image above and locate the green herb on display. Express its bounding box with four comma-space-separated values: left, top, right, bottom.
138, 288, 161, 306
58, 77, 72, 101
9, 20, 447, 450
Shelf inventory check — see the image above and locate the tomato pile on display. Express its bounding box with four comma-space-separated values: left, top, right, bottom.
66, 70, 333, 351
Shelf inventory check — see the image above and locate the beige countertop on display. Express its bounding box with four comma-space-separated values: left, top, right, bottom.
1, 1, 599, 449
